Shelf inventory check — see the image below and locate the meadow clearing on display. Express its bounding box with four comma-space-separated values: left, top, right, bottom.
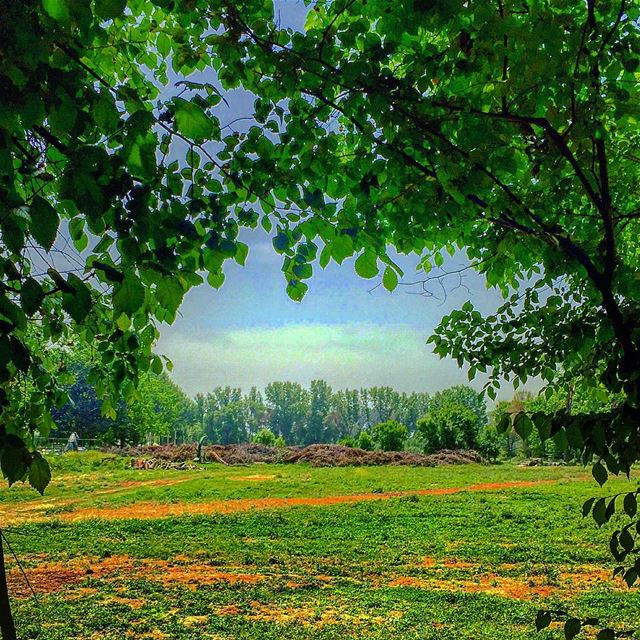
2, 453, 639, 639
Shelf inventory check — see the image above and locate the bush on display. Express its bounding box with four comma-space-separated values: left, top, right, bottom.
371, 420, 408, 452
338, 436, 357, 448
405, 431, 427, 453
253, 428, 277, 446
417, 402, 481, 453
356, 430, 374, 451
274, 435, 287, 448
477, 426, 502, 462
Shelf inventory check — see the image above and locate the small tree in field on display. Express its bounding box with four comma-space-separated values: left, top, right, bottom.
417, 403, 482, 453
356, 430, 374, 451
371, 421, 408, 452
253, 428, 277, 447
477, 427, 503, 463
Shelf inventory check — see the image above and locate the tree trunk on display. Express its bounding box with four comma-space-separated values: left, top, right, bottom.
0, 533, 17, 640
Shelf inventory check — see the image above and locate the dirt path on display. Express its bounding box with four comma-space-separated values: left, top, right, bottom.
46, 479, 555, 523
0, 476, 195, 526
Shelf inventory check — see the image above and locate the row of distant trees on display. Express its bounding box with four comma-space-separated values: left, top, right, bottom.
50, 349, 618, 458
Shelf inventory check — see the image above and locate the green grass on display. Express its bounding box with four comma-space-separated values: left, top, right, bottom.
3, 453, 639, 639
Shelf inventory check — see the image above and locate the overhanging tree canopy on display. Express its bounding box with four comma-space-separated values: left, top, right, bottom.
1, 0, 640, 636
0, 0, 280, 491
212, 0, 640, 594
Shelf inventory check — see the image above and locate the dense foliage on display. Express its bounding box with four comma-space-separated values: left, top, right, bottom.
370, 420, 408, 452
53, 367, 482, 450
2, 0, 640, 636
417, 385, 488, 453
0, 0, 274, 498
212, 0, 640, 605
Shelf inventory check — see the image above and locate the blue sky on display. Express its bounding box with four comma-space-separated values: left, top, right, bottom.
156, 0, 517, 398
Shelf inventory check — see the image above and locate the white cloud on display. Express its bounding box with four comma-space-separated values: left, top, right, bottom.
156, 322, 487, 396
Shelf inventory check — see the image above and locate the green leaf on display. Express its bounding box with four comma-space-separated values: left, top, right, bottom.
30, 197, 59, 250
273, 232, 290, 253
623, 567, 638, 587
207, 271, 225, 289
28, 453, 51, 495
42, 0, 70, 22
619, 527, 634, 551
623, 492, 637, 517
592, 461, 608, 487
151, 355, 163, 375
0, 439, 29, 486
564, 618, 581, 640
535, 610, 551, 631
354, 250, 378, 279
157, 32, 171, 57
382, 267, 398, 291
331, 235, 354, 263
156, 277, 184, 313
63, 274, 92, 323
1, 218, 25, 255
592, 498, 607, 525
496, 413, 511, 434
513, 412, 533, 440
173, 98, 214, 142
95, 0, 126, 20
116, 312, 130, 331
113, 274, 145, 315
235, 242, 249, 266
20, 278, 45, 316
286, 280, 308, 301
582, 497, 595, 518
596, 629, 615, 640
69, 217, 87, 252
93, 261, 124, 283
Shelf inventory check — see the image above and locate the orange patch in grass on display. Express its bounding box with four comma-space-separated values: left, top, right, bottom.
46, 480, 555, 523
388, 573, 554, 599
216, 604, 242, 616
246, 602, 393, 628
8, 555, 266, 599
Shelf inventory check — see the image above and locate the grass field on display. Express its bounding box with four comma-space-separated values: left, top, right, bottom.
3, 453, 640, 639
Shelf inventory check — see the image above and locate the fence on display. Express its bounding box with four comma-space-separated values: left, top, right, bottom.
36, 437, 102, 455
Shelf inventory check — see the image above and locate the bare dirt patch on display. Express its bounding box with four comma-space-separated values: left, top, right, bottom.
8, 555, 131, 598
388, 572, 557, 599
559, 565, 613, 588
10, 552, 621, 606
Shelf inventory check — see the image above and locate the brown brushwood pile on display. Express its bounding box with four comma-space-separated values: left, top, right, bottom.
113, 443, 486, 467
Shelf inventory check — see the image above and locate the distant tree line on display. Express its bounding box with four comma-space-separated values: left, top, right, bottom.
50, 349, 618, 458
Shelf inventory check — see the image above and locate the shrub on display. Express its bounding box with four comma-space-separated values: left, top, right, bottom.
356, 430, 374, 451
274, 436, 287, 448
371, 420, 408, 452
338, 436, 357, 448
477, 427, 502, 462
253, 428, 277, 447
417, 402, 481, 453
